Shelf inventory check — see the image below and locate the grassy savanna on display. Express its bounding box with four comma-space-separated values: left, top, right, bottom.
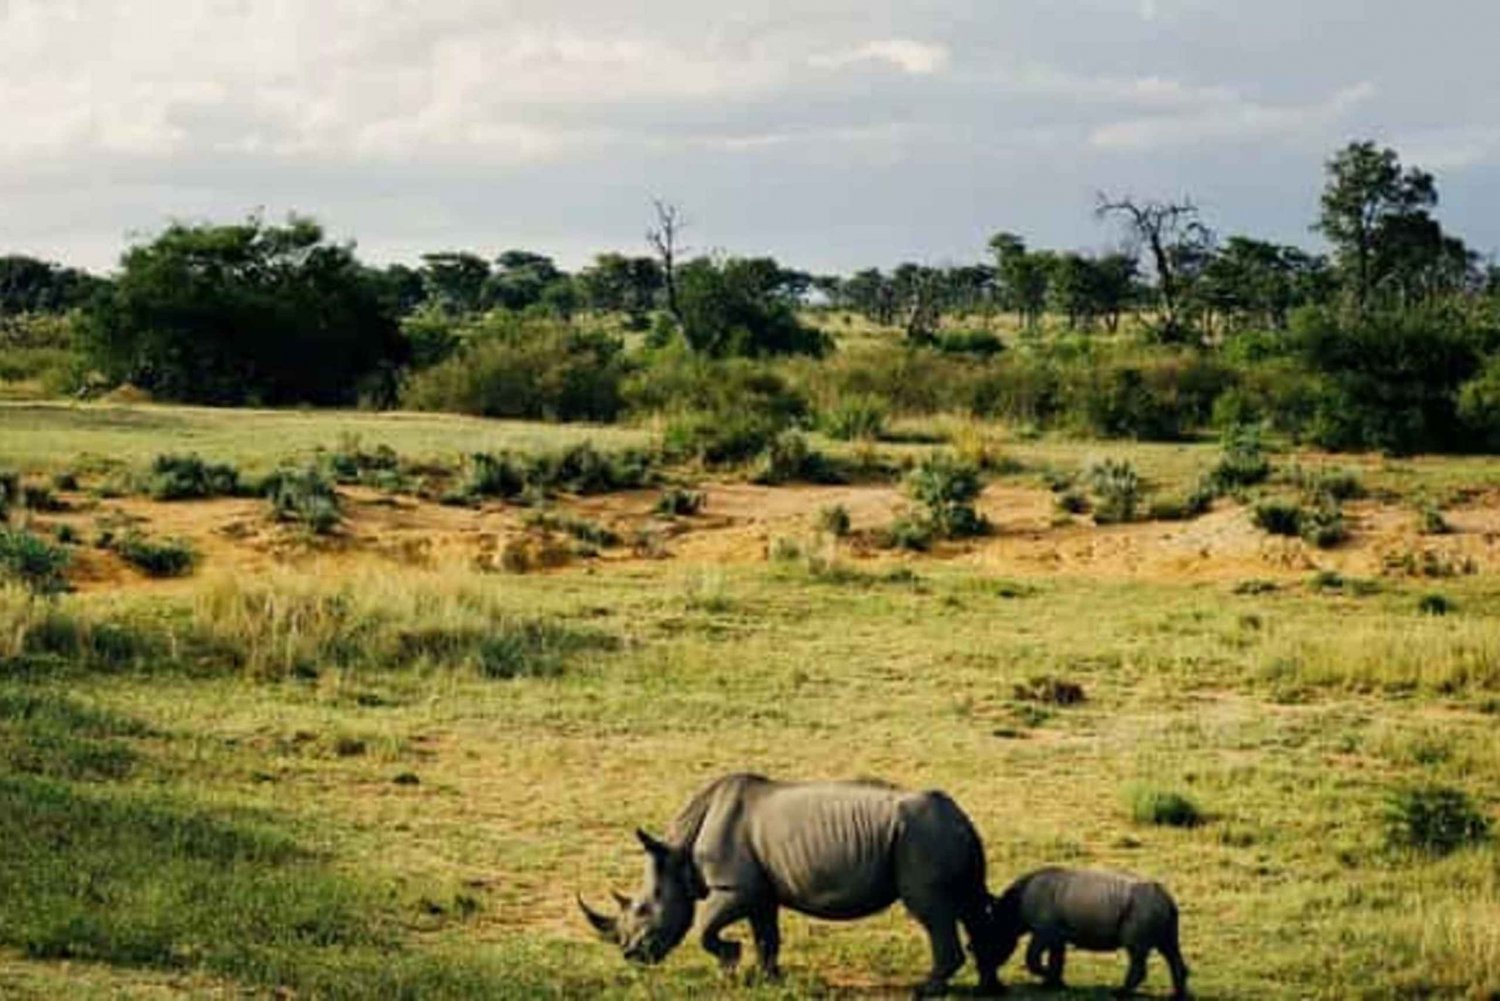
2, 405, 1499, 999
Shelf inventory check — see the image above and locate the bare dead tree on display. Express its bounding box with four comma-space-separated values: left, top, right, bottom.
1096, 194, 1212, 340
646, 199, 686, 323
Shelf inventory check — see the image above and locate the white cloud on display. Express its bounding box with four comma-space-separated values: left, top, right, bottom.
1088, 81, 1376, 150
809, 39, 950, 76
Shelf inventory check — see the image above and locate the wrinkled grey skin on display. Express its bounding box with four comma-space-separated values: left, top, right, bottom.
580, 773, 1002, 997
992, 867, 1189, 999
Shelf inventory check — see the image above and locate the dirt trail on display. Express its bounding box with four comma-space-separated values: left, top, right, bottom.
34, 481, 1500, 593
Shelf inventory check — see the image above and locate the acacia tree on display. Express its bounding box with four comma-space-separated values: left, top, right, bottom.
1315, 141, 1438, 313
988, 232, 1049, 331
1096, 195, 1212, 342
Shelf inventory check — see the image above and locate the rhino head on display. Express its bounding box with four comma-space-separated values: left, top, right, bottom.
579, 828, 701, 965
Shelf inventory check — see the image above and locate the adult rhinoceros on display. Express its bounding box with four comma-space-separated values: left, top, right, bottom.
578, 773, 1002, 997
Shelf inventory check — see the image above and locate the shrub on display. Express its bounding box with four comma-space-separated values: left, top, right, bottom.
880, 514, 936, 552
818, 504, 852, 537
1383, 786, 1491, 855
1209, 423, 1271, 491
263, 467, 341, 534
523, 511, 621, 548
0, 528, 71, 595
934, 329, 1005, 357
1418, 593, 1456, 616
326, 437, 399, 485
752, 431, 843, 485
0, 469, 17, 520
146, 453, 242, 501
664, 410, 778, 465
528, 443, 654, 495
1088, 458, 1142, 524
1418, 505, 1451, 535
654, 487, 705, 517
906, 454, 988, 538
1055, 489, 1090, 515
463, 452, 527, 500
1300, 500, 1347, 548
401, 315, 625, 421
1127, 785, 1203, 828
820, 394, 888, 441
1252, 499, 1304, 537
1013, 675, 1085, 706
113, 533, 196, 578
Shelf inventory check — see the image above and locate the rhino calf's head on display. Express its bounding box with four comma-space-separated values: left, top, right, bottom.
579, 828, 702, 965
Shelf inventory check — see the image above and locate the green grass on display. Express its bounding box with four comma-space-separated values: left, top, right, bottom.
0, 402, 650, 477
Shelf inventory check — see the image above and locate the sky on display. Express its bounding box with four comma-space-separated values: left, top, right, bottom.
3, 0, 1498, 275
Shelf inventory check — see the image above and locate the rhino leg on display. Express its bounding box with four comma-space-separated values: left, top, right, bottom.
1043, 941, 1066, 988
1160, 938, 1189, 1000
1116, 947, 1149, 998
1024, 936, 1048, 978
958, 899, 1002, 996
906, 902, 965, 998
697, 891, 751, 973
749, 904, 782, 981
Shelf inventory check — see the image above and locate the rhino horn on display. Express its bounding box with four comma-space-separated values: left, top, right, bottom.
635, 828, 668, 856
611, 889, 632, 911
577, 894, 619, 941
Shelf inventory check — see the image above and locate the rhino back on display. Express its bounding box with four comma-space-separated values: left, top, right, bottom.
1023, 868, 1140, 951
745, 782, 910, 919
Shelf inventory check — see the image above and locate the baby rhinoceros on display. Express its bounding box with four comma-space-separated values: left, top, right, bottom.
992, 867, 1189, 999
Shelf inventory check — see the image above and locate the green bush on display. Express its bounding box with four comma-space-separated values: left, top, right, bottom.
1383, 785, 1491, 855
753, 431, 843, 485
146, 454, 241, 500
20, 483, 64, 512
263, 467, 341, 534
1252, 499, 1305, 537
934, 329, 1005, 357
523, 511, 621, 548
880, 513, 936, 552
1300, 501, 1348, 548
1127, 785, 1203, 828
654, 487, 705, 517
818, 504, 852, 537
401, 315, 625, 421
1147, 479, 1215, 521
1419, 505, 1451, 535
664, 410, 779, 466
112, 533, 196, 578
906, 454, 988, 538
1210, 423, 1271, 490
325, 438, 399, 485
0, 528, 71, 594
1088, 458, 1142, 524
820, 394, 889, 441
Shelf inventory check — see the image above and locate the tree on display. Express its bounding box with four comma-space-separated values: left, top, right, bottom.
988, 233, 1049, 331
1315, 141, 1438, 313
85, 215, 405, 406
578, 253, 663, 328
485, 249, 566, 312
675, 257, 827, 357
0, 255, 105, 314
647, 199, 686, 323
1195, 237, 1331, 332
419, 251, 491, 314
1096, 196, 1213, 342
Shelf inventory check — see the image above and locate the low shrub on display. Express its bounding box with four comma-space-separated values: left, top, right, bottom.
934, 329, 1005, 357
0, 528, 70, 595
1300, 501, 1347, 549
654, 487, 705, 517
1252, 499, 1303, 537
1088, 458, 1142, 524
1417, 593, 1456, 616
146, 454, 241, 500
326, 437, 400, 485
821, 394, 889, 441
880, 513, 936, 552
906, 454, 988, 539
818, 504, 852, 537
1209, 423, 1271, 491
112, 533, 197, 578
1383, 785, 1491, 856
523, 511, 621, 548
1127, 785, 1203, 828
463, 452, 528, 500
263, 467, 341, 534
20, 484, 65, 512
1418, 505, 1451, 535
1147, 478, 1216, 521
664, 410, 778, 465
752, 431, 844, 485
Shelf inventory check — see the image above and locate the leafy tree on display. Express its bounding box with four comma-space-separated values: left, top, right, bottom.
85, 216, 405, 405
1315, 141, 1445, 312
578, 253, 663, 327
988, 232, 1049, 330
1195, 237, 1332, 332
675, 257, 827, 357
0, 255, 106, 314
486, 249, 566, 312
419, 251, 491, 314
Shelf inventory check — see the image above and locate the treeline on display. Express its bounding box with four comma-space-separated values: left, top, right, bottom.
1, 140, 1498, 454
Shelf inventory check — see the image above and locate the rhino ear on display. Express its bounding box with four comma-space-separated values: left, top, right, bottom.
635, 828, 668, 857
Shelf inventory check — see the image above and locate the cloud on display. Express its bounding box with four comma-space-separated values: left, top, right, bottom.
809, 39, 950, 76
1088, 81, 1376, 150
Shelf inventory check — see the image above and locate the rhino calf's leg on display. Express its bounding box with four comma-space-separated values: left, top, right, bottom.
697, 892, 751, 973
1024, 936, 1048, 979
1044, 941, 1066, 989
748, 904, 782, 981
